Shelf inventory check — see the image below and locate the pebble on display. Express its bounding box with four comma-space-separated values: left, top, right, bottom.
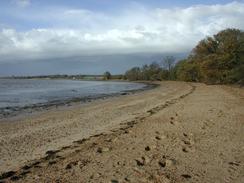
155, 136, 161, 140
124, 177, 130, 182
181, 174, 192, 179
97, 147, 110, 153
182, 147, 190, 153
158, 160, 166, 167
111, 180, 119, 183
135, 156, 150, 166
145, 146, 151, 151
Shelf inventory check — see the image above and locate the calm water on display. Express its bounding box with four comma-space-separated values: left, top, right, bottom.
0, 79, 147, 109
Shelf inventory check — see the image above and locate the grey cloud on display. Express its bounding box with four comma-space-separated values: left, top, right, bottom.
0, 2, 244, 63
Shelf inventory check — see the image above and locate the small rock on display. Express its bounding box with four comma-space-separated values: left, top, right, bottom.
181, 174, 191, 179
155, 136, 161, 140
135, 156, 150, 166
135, 159, 144, 166
182, 147, 189, 153
123, 130, 129, 134
97, 147, 110, 153
111, 179, 119, 183
89, 175, 94, 179
183, 140, 191, 145
46, 150, 58, 156
65, 164, 72, 170
145, 146, 151, 151
183, 133, 188, 137
158, 160, 166, 168
65, 161, 78, 169
124, 177, 130, 182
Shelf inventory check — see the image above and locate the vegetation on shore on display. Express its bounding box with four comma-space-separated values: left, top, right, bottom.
124, 28, 244, 85
103, 71, 112, 80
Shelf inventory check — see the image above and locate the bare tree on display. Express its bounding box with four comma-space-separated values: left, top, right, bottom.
162, 56, 176, 71
161, 56, 176, 80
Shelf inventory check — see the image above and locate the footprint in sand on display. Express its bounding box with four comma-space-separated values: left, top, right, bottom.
170, 113, 180, 125
181, 133, 195, 153
170, 116, 176, 125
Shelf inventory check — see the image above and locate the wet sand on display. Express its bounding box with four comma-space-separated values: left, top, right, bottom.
0, 81, 243, 183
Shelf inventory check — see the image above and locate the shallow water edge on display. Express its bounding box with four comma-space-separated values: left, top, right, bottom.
0, 81, 158, 120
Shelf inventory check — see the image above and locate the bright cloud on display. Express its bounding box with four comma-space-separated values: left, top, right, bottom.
0, 1, 244, 62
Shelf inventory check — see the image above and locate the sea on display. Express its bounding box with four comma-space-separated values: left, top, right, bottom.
0, 79, 147, 109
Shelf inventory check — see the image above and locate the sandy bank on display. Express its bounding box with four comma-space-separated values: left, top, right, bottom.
0, 81, 187, 173
0, 81, 243, 183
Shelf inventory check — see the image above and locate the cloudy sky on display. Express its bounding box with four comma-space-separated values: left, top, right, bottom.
0, 0, 244, 75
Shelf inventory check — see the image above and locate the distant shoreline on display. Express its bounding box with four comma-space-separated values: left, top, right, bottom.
0, 74, 122, 81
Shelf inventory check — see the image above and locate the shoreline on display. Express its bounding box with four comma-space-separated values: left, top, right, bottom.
0, 81, 181, 174
0, 81, 243, 182
0, 80, 158, 121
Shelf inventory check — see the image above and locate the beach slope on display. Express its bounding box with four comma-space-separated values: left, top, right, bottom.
0, 81, 243, 183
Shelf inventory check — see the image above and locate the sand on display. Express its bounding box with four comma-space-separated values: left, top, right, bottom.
0, 81, 243, 183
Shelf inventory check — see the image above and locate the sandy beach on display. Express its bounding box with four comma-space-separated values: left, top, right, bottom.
0, 81, 243, 183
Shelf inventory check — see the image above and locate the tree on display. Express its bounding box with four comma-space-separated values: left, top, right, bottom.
175, 60, 201, 82
103, 71, 111, 80
162, 56, 176, 79
124, 62, 163, 81
188, 28, 244, 84
123, 28, 244, 84
162, 56, 175, 71
124, 67, 141, 81
159, 69, 169, 80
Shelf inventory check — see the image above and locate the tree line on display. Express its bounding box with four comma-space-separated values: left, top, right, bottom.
123, 56, 176, 81
123, 28, 244, 85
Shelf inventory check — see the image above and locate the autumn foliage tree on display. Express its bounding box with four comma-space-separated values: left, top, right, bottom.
175, 28, 244, 84
124, 28, 243, 85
